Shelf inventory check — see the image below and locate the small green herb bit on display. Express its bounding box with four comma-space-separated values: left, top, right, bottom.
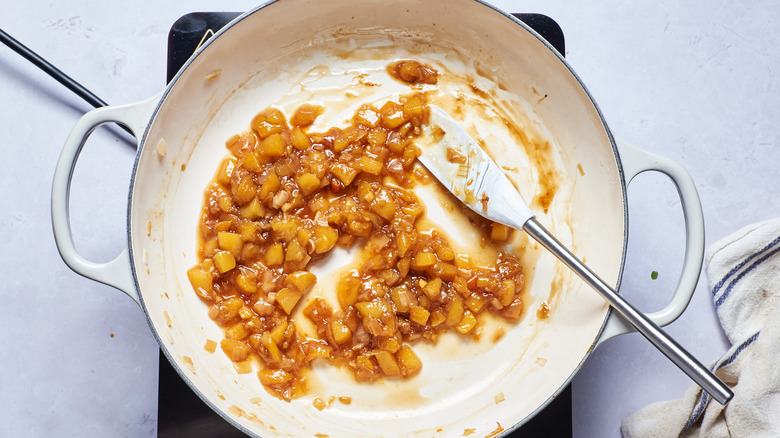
651, 271, 659, 280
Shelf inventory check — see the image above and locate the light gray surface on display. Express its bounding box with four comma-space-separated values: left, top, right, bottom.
1, 1, 777, 436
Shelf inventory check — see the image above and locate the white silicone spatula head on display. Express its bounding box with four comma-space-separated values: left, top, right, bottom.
417, 106, 535, 230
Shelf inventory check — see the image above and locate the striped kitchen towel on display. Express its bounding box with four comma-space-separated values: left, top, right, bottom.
621, 218, 780, 437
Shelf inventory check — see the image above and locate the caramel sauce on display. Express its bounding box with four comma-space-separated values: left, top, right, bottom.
187, 64, 528, 401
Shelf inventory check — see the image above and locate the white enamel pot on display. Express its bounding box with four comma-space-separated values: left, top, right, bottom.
52, 0, 705, 436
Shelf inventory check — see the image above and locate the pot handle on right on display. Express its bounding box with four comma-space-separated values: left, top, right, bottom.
598, 137, 705, 343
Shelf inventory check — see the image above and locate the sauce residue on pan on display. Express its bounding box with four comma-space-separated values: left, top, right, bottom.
176, 23, 575, 411
187, 63, 533, 401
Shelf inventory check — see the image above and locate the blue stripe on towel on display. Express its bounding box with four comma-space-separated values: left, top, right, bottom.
685, 389, 710, 430
684, 331, 759, 429
719, 331, 760, 368
711, 234, 780, 297
715, 244, 780, 309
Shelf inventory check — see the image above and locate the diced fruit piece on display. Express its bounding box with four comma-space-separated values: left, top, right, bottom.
357, 182, 374, 203
258, 133, 286, 157
217, 231, 243, 255
331, 163, 359, 187
297, 173, 321, 196
239, 197, 266, 220
251, 109, 285, 138
285, 271, 317, 293
346, 219, 372, 237
456, 310, 477, 334
276, 287, 303, 315
312, 225, 338, 254
411, 252, 437, 270
433, 261, 458, 281
232, 176, 256, 205
204, 339, 217, 353
465, 294, 486, 313
259, 173, 281, 200
233, 360, 253, 374
269, 321, 289, 345
409, 306, 430, 325
356, 156, 383, 175
397, 257, 411, 278
445, 295, 465, 327
261, 332, 282, 363
356, 300, 385, 318
240, 151, 263, 172
390, 285, 412, 313
378, 337, 400, 353
257, 368, 292, 385
422, 277, 442, 300
431, 312, 444, 330
238, 305, 254, 320
354, 104, 381, 128
226, 322, 249, 340
434, 246, 455, 261
305, 341, 331, 361
496, 280, 515, 307
187, 266, 212, 299
490, 223, 511, 241
380, 101, 405, 129
331, 320, 352, 344
235, 271, 257, 294
398, 345, 422, 377
337, 270, 361, 308
374, 350, 400, 376
265, 243, 284, 266
217, 158, 235, 185
367, 128, 388, 147
290, 104, 323, 127
285, 239, 305, 262
402, 94, 425, 125
216, 297, 244, 322
357, 299, 396, 337
221, 339, 250, 362
355, 354, 375, 374
466, 274, 479, 290
213, 251, 236, 273
271, 216, 298, 242
291, 127, 312, 150
503, 298, 524, 320
253, 297, 275, 316
396, 232, 416, 257
370, 188, 396, 220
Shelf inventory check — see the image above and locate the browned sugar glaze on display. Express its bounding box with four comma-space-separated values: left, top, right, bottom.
188, 61, 525, 401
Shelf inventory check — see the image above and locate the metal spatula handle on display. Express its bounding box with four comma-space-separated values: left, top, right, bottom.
523, 218, 733, 405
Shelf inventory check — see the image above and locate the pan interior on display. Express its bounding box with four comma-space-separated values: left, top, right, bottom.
129, 0, 623, 436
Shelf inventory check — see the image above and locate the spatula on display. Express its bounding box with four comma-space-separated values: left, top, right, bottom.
417, 105, 733, 405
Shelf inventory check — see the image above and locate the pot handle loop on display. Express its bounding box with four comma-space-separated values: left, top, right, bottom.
51, 96, 159, 305
598, 137, 705, 342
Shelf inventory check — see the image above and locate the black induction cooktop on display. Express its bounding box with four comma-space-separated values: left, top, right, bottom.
159, 11, 570, 438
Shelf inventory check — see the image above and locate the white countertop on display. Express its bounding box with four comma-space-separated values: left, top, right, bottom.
2, 1, 778, 436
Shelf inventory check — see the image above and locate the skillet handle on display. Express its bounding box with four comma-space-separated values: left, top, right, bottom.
598, 137, 705, 342
51, 96, 158, 304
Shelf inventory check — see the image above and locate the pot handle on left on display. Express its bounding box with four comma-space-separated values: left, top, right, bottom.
598, 137, 705, 343
51, 96, 159, 304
